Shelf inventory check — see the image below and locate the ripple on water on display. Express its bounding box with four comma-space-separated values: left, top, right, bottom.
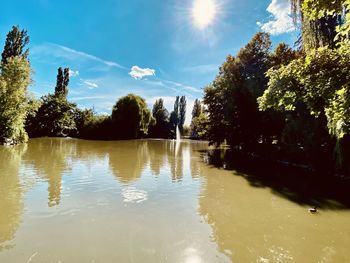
121, 187, 148, 204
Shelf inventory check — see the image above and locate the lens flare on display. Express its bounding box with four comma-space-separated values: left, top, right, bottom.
192, 0, 217, 29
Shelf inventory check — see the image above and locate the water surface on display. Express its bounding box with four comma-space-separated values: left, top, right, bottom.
0, 138, 349, 262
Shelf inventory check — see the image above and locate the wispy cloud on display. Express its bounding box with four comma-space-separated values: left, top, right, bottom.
257, 0, 295, 35
69, 69, 79, 77
129, 66, 156, 80
162, 79, 202, 93
82, 80, 99, 89
32, 43, 127, 70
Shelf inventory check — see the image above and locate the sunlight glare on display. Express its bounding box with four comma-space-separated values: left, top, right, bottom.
192, 0, 217, 29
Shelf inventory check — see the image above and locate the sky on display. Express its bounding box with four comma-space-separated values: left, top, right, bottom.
1, 0, 298, 124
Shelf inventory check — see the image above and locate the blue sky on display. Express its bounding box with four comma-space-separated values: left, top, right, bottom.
1, 0, 297, 124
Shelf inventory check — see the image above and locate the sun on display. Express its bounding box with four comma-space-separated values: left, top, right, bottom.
191, 0, 217, 29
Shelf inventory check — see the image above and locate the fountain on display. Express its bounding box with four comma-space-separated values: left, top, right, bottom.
176, 125, 181, 142
175, 125, 181, 156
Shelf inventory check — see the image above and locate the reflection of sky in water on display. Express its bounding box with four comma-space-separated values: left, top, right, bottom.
2, 139, 350, 263
122, 187, 148, 204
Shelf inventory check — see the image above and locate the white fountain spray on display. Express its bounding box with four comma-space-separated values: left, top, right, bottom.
176, 125, 181, 142
175, 125, 181, 155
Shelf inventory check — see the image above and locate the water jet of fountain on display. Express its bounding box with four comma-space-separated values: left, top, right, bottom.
176, 125, 181, 142
175, 125, 181, 156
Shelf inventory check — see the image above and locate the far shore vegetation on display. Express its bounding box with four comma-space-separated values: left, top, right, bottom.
1, 1, 350, 176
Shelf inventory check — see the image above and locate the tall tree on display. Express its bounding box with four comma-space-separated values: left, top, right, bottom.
290, 0, 344, 50
191, 99, 202, 119
0, 26, 32, 144
1, 26, 29, 64
178, 96, 186, 133
149, 98, 170, 138
55, 67, 69, 97
0, 57, 32, 144
30, 67, 76, 137
169, 96, 180, 136
190, 99, 205, 139
204, 33, 274, 148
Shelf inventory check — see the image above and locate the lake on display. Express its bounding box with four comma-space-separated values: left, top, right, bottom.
0, 138, 350, 262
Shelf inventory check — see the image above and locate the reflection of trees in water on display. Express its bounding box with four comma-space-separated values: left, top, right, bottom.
197, 166, 245, 261
23, 138, 77, 207
147, 140, 167, 176
0, 145, 27, 250
166, 141, 184, 182
108, 140, 150, 184
189, 142, 207, 179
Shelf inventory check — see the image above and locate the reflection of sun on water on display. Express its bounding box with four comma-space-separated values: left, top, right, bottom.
184, 247, 202, 263
192, 0, 217, 29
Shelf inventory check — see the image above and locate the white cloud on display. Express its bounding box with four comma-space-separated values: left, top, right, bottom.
257, 0, 295, 35
83, 80, 99, 89
129, 66, 156, 80
69, 69, 79, 77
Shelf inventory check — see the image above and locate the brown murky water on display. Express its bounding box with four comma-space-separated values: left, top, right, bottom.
0, 138, 350, 262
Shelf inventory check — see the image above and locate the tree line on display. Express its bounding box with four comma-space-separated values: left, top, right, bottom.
0, 27, 198, 143
1, 0, 349, 175
197, 1, 350, 175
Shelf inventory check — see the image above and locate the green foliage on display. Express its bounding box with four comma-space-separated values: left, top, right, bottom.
190, 99, 203, 138
291, 0, 349, 50
0, 56, 32, 144
169, 95, 186, 136
149, 99, 170, 138
182, 125, 191, 137
30, 94, 77, 137
74, 108, 112, 139
1, 26, 29, 64
203, 32, 283, 148
112, 94, 154, 139
25, 96, 42, 135
191, 99, 202, 119
259, 43, 350, 139
179, 96, 186, 133
236, 32, 271, 97
55, 67, 69, 97
270, 43, 300, 68
27, 66, 77, 137
191, 113, 209, 140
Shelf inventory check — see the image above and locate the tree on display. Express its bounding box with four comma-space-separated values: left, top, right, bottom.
1, 26, 29, 64
258, 43, 350, 140
29, 67, 76, 137
258, 1, 350, 170
237, 32, 271, 97
169, 96, 180, 133
0, 56, 32, 144
190, 99, 203, 138
203, 33, 273, 149
149, 98, 170, 138
31, 94, 77, 137
290, 0, 347, 50
192, 99, 202, 119
55, 67, 69, 97
178, 96, 186, 134
191, 113, 209, 140
112, 94, 154, 139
